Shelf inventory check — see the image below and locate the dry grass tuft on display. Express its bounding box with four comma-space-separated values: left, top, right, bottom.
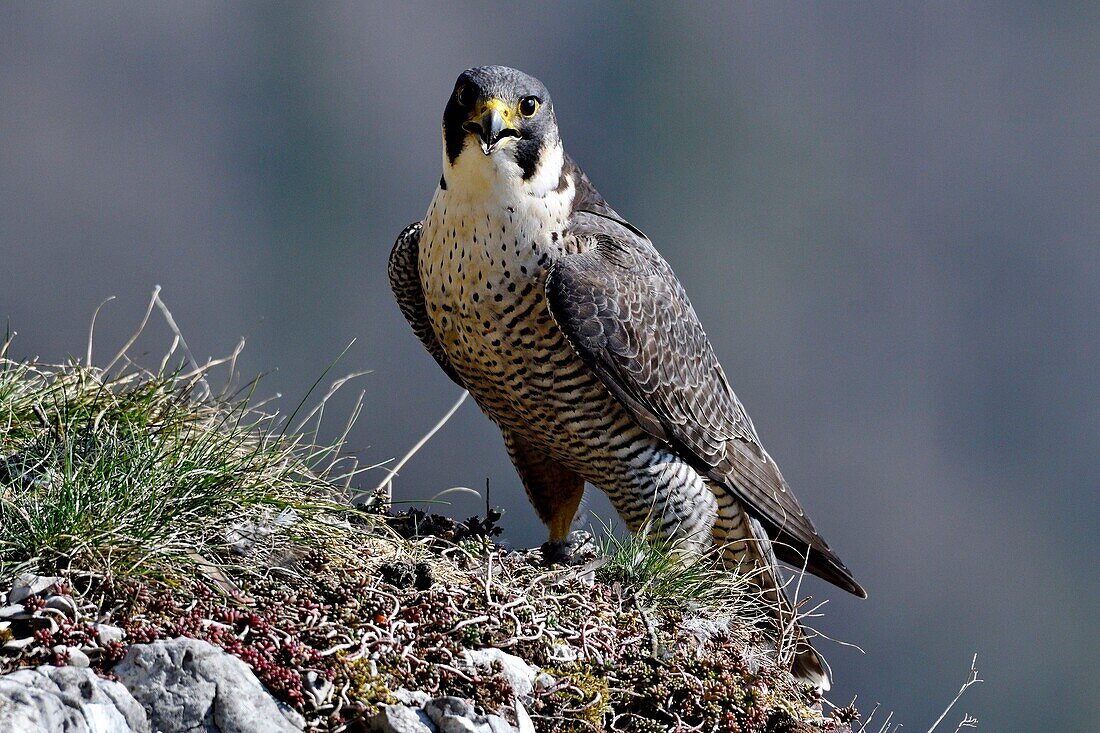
0, 292, 381, 586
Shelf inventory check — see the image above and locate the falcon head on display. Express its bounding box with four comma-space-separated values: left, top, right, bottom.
442, 66, 561, 190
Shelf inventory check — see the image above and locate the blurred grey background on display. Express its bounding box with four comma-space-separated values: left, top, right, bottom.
2, 3, 1096, 730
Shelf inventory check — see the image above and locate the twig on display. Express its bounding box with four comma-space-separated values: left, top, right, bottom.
954, 715, 979, 732
371, 390, 468, 500
632, 591, 661, 658
927, 654, 983, 733
85, 296, 116, 367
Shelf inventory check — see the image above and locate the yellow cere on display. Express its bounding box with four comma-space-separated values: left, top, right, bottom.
478, 98, 515, 124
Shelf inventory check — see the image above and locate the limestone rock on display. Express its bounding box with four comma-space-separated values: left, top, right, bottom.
2, 635, 36, 653
114, 636, 304, 733
423, 697, 514, 733
513, 700, 535, 733
53, 645, 91, 668
459, 649, 543, 699
0, 604, 28, 620
367, 704, 437, 732
302, 670, 333, 708
0, 664, 149, 733
8, 574, 64, 605
91, 624, 126, 644
392, 688, 432, 707
44, 594, 80, 620
369, 694, 527, 733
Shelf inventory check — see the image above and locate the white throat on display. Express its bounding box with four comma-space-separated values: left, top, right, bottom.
421, 133, 576, 299
440, 135, 567, 205
421, 133, 576, 306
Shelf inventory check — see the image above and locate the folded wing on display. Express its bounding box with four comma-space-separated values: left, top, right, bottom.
546, 202, 865, 597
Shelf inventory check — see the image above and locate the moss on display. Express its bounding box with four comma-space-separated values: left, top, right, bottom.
541, 662, 611, 731
333, 653, 396, 710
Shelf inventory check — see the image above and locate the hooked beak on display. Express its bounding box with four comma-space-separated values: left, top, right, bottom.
462, 100, 520, 155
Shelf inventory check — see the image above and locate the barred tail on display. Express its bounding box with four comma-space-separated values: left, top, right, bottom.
714, 500, 832, 691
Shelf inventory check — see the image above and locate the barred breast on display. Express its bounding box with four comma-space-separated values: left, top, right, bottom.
417, 184, 652, 482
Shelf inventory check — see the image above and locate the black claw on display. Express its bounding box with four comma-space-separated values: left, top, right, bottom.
540, 530, 597, 566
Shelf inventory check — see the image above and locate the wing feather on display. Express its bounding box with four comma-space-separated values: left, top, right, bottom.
388, 222, 465, 388
546, 203, 865, 597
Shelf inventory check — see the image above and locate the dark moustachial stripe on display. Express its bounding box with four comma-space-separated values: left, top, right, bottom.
514, 135, 543, 181
443, 106, 467, 166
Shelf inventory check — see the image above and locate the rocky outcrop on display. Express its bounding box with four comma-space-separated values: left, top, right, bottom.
0, 665, 147, 733
459, 648, 550, 700
0, 524, 845, 733
114, 637, 305, 733
0, 635, 305, 733
0, 575, 546, 733
0, 644, 539, 733
0, 629, 542, 733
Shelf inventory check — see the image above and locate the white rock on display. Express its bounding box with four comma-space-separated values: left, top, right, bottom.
423, 698, 476, 733
514, 700, 535, 733
3, 635, 36, 653
484, 718, 515, 733
44, 595, 80, 620
423, 696, 470, 715
54, 646, 91, 668
368, 704, 438, 732
422, 697, 515, 733
0, 664, 149, 733
0, 604, 29, 620
302, 670, 333, 707
114, 636, 303, 732
460, 648, 541, 699
393, 688, 432, 706
91, 624, 126, 644
8, 574, 63, 605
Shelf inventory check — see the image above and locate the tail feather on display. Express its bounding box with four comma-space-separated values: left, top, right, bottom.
715, 503, 832, 691
791, 637, 830, 692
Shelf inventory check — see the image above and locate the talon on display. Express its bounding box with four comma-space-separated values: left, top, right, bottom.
541, 530, 596, 566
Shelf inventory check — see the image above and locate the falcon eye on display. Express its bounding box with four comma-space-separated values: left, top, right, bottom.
518, 96, 540, 117
455, 84, 475, 107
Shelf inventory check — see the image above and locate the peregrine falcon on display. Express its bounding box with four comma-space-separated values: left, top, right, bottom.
389, 65, 865, 689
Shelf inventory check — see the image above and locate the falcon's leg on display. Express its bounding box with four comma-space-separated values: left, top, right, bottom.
606, 453, 830, 689
603, 451, 719, 556
502, 430, 586, 560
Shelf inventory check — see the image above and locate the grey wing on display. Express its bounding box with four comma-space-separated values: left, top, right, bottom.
388, 222, 464, 387
546, 210, 865, 597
